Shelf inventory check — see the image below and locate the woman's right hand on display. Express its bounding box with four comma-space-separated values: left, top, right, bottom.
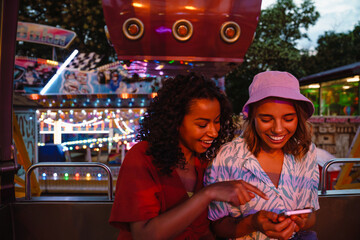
251, 210, 297, 240
205, 180, 269, 206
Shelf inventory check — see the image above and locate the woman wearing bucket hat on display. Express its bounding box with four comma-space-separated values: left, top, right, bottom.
205, 71, 319, 240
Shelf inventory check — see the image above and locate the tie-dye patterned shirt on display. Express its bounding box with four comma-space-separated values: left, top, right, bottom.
204, 136, 319, 240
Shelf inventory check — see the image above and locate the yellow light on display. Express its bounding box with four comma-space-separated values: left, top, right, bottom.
46, 59, 59, 66
155, 65, 164, 70
121, 93, 129, 99
184, 6, 196, 10
308, 84, 320, 89
132, 3, 143, 8
347, 76, 360, 82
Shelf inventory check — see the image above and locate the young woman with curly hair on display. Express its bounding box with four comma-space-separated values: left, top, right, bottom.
109, 73, 268, 240
205, 71, 319, 240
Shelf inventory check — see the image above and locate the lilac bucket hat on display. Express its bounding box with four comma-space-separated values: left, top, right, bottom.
242, 71, 314, 119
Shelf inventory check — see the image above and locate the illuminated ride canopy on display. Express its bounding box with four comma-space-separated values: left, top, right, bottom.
102, 0, 262, 78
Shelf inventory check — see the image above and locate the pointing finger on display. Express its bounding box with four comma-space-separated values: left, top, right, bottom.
241, 181, 269, 200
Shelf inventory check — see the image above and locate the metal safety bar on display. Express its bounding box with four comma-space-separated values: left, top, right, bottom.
320, 158, 360, 194
25, 162, 113, 200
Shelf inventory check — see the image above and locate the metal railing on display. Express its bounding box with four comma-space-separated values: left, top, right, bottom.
25, 162, 113, 200
320, 158, 360, 194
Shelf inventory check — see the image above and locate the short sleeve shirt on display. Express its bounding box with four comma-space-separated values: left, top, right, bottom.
109, 141, 211, 240
204, 136, 320, 240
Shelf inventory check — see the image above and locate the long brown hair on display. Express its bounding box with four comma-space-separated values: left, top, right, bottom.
242, 99, 312, 161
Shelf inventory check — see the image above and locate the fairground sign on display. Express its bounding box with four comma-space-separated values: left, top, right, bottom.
17, 21, 76, 48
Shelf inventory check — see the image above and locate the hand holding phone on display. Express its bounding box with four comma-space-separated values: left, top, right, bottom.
283, 208, 313, 216
277, 208, 313, 223
278, 208, 314, 232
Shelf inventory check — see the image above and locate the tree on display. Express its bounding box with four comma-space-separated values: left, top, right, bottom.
353, 23, 360, 62
16, 0, 116, 63
225, 0, 319, 114
301, 21, 360, 75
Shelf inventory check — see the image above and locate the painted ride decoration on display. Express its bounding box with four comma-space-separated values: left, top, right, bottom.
17, 21, 76, 48
41, 60, 161, 95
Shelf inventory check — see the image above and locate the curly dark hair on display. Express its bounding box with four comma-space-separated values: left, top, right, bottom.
137, 73, 235, 175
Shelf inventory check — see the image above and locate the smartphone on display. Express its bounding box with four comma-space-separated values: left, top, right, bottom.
283, 209, 313, 216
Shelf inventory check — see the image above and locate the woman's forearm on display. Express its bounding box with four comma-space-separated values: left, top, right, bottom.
130, 187, 213, 240
211, 215, 256, 238
130, 180, 267, 240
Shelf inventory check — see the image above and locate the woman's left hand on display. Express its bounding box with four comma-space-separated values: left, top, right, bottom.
277, 212, 311, 232
289, 213, 311, 231
252, 210, 297, 240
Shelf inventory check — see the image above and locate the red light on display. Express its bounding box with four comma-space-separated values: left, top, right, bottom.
172, 19, 193, 42
37, 58, 47, 64
177, 25, 188, 36
225, 27, 236, 38
123, 18, 144, 40
128, 23, 139, 35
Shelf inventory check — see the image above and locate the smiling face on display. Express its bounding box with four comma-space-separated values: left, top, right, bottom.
178, 98, 221, 158
254, 98, 298, 153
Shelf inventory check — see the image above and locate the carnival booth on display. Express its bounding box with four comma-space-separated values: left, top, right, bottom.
14, 55, 163, 195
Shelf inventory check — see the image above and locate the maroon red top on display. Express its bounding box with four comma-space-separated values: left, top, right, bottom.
109, 141, 212, 239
